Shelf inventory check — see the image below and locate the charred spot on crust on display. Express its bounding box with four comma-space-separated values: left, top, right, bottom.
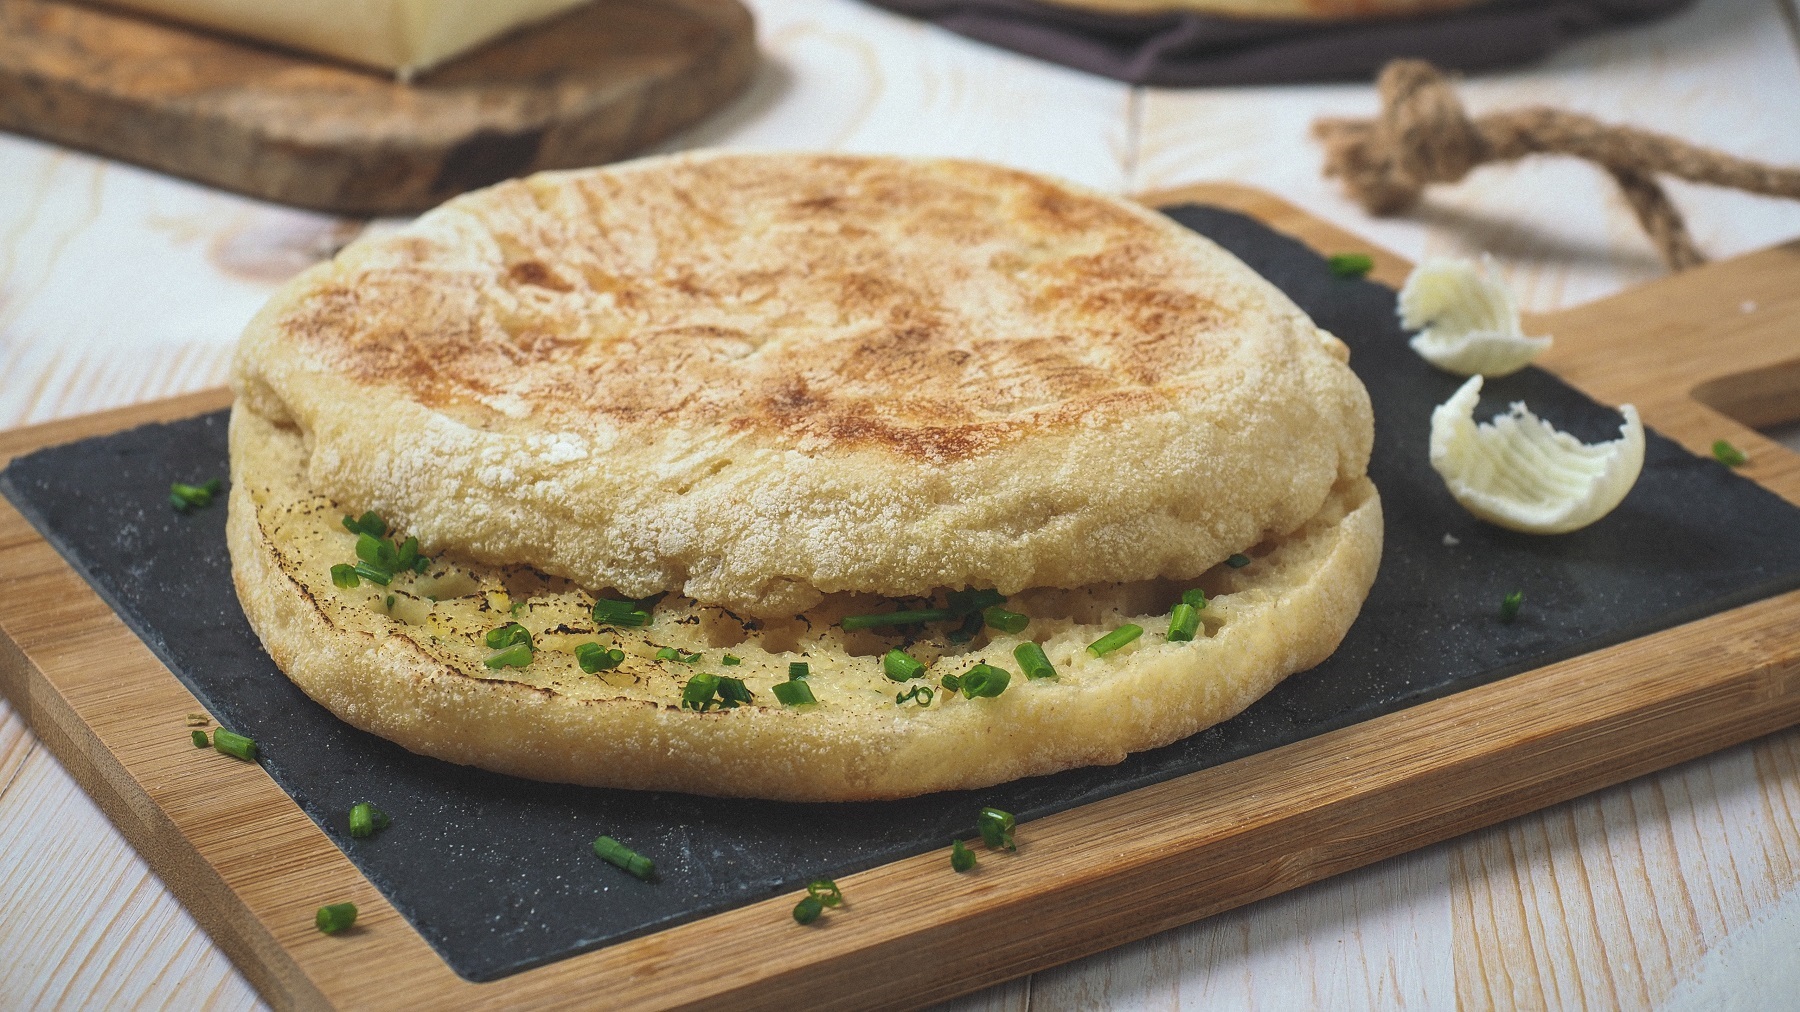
508, 260, 573, 291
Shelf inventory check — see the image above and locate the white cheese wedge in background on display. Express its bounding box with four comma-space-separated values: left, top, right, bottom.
94, 0, 595, 76
1430, 375, 1644, 535
1399, 257, 1552, 378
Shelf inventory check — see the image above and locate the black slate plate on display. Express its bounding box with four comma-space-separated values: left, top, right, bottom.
7, 206, 1800, 983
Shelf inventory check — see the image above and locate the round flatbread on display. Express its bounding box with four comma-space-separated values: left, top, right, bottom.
233, 153, 1373, 618
229, 407, 1382, 801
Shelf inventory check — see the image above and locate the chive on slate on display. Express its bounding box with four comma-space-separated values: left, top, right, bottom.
593, 835, 655, 881
1500, 590, 1524, 624
169, 478, 223, 512
348, 802, 391, 839
1328, 252, 1374, 279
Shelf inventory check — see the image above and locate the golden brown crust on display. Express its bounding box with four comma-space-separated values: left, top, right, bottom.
233, 153, 1373, 616
228, 405, 1384, 801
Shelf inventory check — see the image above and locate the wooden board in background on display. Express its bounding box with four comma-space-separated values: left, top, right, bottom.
2, 185, 1799, 1010
0, 0, 757, 215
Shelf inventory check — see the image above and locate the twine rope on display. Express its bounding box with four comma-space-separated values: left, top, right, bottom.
1312, 60, 1800, 270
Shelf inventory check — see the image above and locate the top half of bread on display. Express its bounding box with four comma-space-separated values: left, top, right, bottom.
232, 152, 1373, 618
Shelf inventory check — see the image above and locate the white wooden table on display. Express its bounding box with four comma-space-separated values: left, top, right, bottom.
4, 0, 1800, 1007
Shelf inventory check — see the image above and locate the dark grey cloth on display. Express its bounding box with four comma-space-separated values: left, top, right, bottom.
863, 0, 1691, 85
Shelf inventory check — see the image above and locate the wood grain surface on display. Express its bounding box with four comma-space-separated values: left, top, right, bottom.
3, 0, 1800, 1008
0, 0, 757, 214
2, 182, 1799, 1009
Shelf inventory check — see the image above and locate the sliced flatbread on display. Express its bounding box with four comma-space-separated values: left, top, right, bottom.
229, 406, 1382, 801
233, 152, 1373, 618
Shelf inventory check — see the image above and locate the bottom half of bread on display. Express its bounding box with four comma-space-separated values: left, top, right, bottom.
228, 405, 1383, 801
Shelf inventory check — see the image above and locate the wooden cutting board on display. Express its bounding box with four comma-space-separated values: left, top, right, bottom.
1, 183, 1797, 1010
0, 0, 756, 214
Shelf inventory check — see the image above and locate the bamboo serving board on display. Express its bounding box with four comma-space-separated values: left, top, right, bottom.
0, 0, 756, 214
2, 184, 1798, 1010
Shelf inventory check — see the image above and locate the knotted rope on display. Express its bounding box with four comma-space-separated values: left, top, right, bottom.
1312, 60, 1800, 271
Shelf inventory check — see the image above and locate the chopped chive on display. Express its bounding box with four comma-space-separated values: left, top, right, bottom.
575, 642, 625, 673
212, 728, 258, 762
593, 598, 652, 628
315, 902, 358, 934
1168, 602, 1200, 642
951, 838, 977, 872
342, 511, 388, 538
1014, 642, 1057, 680
772, 679, 817, 706
896, 684, 935, 707
593, 835, 655, 880
1181, 588, 1207, 609
485, 622, 534, 651
945, 611, 986, 644
484, 643, 533, 669
1087, 624, 1144, 657
842, 608, 953, 631
882, 648, 926, 682
1713, 439, 1748, 467
1500, 590, 1524, 623
681, 673, 722, 711
958, 663, 1011, 698
808, 879, 844, 907
940, 671, 962, 693
983, 606, 1029, 635
169, 480, 222, 511
355, 533, 390, 567
395, 536, 423, 572
978, 807, 1016, 851
716, 676, 753, 708
348, 801, 390, 839
330, 564, 360, 589
383, 595, 395, 613
722, 654, 742, 666
190, 729, 209, 749
946, 588, 1006, 615
352, 562, 392, 586
509, 599, 527, 617
655, 646, 700, 663
1328, 252, 1374, 278
789, 661, 811, 680
793, 895, 823, 924
1226, 553, 1251, 569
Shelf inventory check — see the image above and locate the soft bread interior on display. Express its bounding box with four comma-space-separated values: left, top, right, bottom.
230, 404, 1383, 801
